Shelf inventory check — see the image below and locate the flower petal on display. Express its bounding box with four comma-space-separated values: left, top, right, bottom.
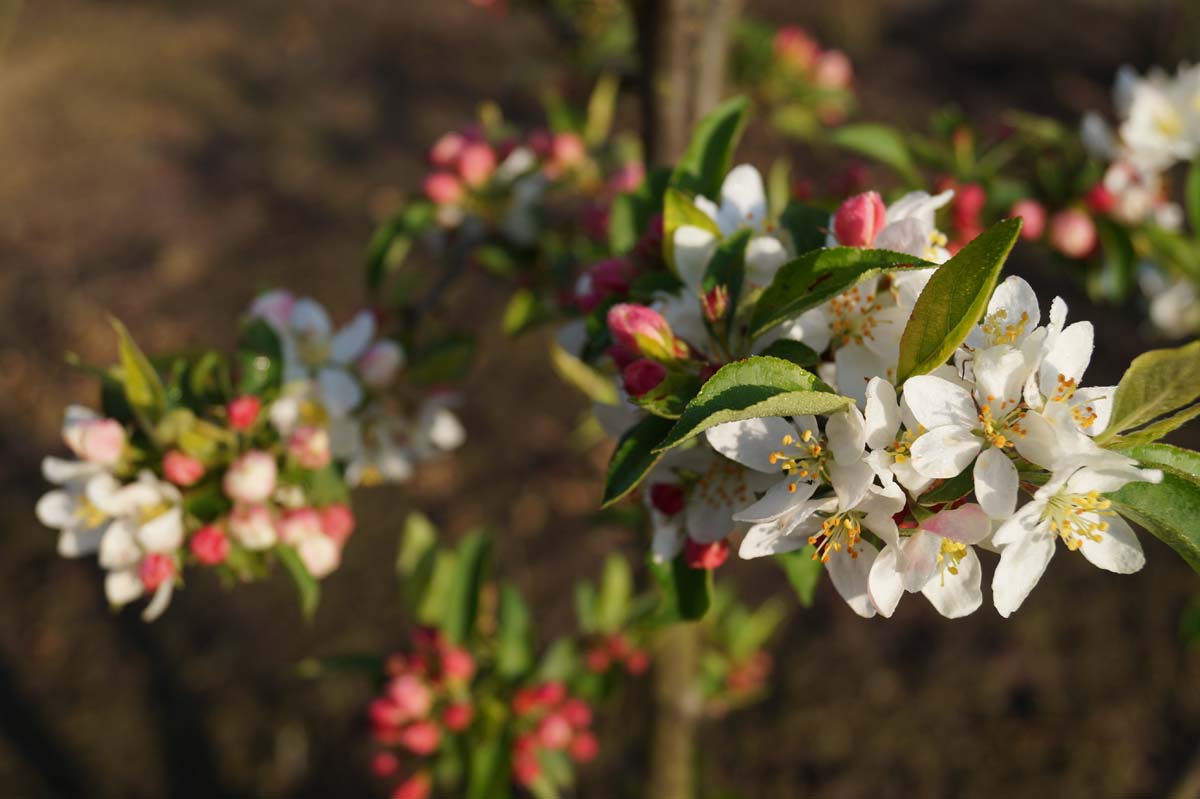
825, 544, 879, 618
992, 534, 1055, 617
910, 425, 982, 479
732, 478, 816, 523
868, 545, 905, 618
745, 236, 789, 287
105, 568, 144, 607
317, 368, 363, 416
673, 225, 717, 294
1077, 514, 1145, 574
825, 406, 866, 465
1038, 321, 1093, 399
289, 298, 333, 340
716, 164, 767, 235
829, 459, 874, 510
330, 311, 376, 364
973, 447, 1018, 518
921, 547, 984, 618
142, 581, 175, 622
705, 417, 796, 473
973, 344, 1029, 408
923, 502, 992, 545
902, 375, 978, 430
738, 520, 809, 559
864, 377, 901, 451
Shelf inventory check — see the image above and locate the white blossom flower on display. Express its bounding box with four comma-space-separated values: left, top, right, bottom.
674, 164, 790, 292
991, 457, 1161, 617
36, 457, 116, 558
868, 503, 991, 618
827, 190, 955, 264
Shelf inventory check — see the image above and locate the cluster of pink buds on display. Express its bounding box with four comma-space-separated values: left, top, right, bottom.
584, 633, 650, 676
510, 682, 599, 788
369, 629, 478, 799
1006, 196, 1097, 260
723, 651, 773, 697
772, 26, 854, 92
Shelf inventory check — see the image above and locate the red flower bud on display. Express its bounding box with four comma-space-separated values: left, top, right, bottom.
163, 450, 205, 487
423, 171, 464, 206
390, 773, 432, 799
1009, 199, 1047, 240
560, 698, 592, 728
457, 142, 497, 187
649, 482, 685, 516
139, 553, 174, 592
442, 702, 474, 732
190, 525, 230, 566
371, 752, 399, 779
320, 504, 356, 545
701, 285, 729, 324
833, 191, 887, 248
607, 303, 687, 361
1084, 183, 1116, 215
227, 395, 262, 431
1048, 209, 1097, 259
625, 649, 650, 675
398, 721, 441, 756
684, 538, 730, 570
537, 713, 573, 750
622, 359, 667, 398
569, 731, 600, 764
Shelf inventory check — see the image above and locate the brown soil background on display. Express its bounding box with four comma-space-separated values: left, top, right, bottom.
2, 1, 1200, 797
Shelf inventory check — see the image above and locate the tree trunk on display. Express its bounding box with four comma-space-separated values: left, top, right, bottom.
631, 2, 740, 797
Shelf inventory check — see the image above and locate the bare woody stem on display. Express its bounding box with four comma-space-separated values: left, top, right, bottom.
630, 1, 741, 797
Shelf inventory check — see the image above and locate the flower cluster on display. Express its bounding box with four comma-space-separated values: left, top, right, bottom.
582, 631, 650, 676
510, 682, 600, 789
36, 293, 463, 620
369, 628, 477, 799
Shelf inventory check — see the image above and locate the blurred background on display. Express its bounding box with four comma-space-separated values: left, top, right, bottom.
3, 0, 1200, 797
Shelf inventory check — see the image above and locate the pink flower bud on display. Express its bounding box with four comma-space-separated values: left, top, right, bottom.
536, 713, 573, 750
953, 182, 986, 227
357, 340, 405, 388
423, 171, 463, 206
320, 504, 356, 545
527, 128, 553, 158
649, 482, 685, 516
442, 702, 474, 732
833, 191, 887, 248
773, 26, 819, 71
589, 258, 635, 296
278, 508, 323, 545
607, 162, 645, 195
387, 674, 434, 721
64, 415, 126, 467
429, 132, 467, 168
585, 647, 611, 673
296, 532, 341, 579
398, 721, 441, 756
569, 731, 599, 764
1048, 208, 1097, 259
190, 524, 230, 565
139, 553, 175, 592
560, 698, 592, 728
369, 697, 405, 732
371, 751, 399, 779
512, 688, 540, 717
227, 395, 262, 431
622, 359, 667, 398
287, 425, 332, 470
457, 142, 496, 187
533, 681, 566, 707
548, 132, 586, 177
163, 450, 205, 487
223, 450, 277, 504
441, 646, 476, 683
512, 749, 541, 787
606, 303, 687, 361
248, 289, 295, 330
228, 503, 277, 550
701, 285, 729, 323
390, 773, 432, 799
813, 49, 853, 89
1009, 199, 1046, 240
684, 538, 730, 570
625, 649, 650, 675
1084, 183, 1116, 215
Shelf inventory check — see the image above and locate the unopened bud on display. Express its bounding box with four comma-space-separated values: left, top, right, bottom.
560, 698, 592, 728
228, 503, 277, 550
1009, 199, 1046, 240
423, 171, 463, 206
371, 751, 399, 779
429, 132, 467, 169
684, 538, 730, 570
1084, 183, 1116, 215
457, 142, 496, 187
63, 412, 126, 467
606, 303, 687, 361
813, 49, 853, 89
139, 553, 175, 592
388, 674, 434, 721
569, 731, 600, 764
622, 359, 667, 398
773, 26, 818, 71
227, 395, 262, 431
537, 713, 573, 750
163, 450, 205, 487
287, 426, 332, 470
701, 284, 729, 323
223, 450, 277, 504
320, 504, 356, 545
190, 524, 230, 565
442, 702, 474, 731
833, 191, 887, 248
390, 772, 432, 799
1048, 208, 1097, 259
649, 482, 685, 516
398, 721, 441, 756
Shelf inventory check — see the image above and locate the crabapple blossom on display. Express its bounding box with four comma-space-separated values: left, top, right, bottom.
61, 407, 126, 467
357, 340, 405, 388
228, 503, 277, 551
227, 395, 262, 431
223, 450, 278, 504
287, 425, 332, 470
162, 450, 204, 487
189, 524, 230, 565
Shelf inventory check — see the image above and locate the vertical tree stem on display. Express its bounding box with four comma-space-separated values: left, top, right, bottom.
631, 1, 740, 797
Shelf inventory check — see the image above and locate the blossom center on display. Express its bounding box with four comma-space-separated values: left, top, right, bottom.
1043, 489, 1113, 550
979, 308, 1030, 346
808, 511, 863, 562
977, 396, 1027, 449
74, 498, 109, 528
828, 286, 884, 348
936, 538, 968, 583
923, 230, 948, 260
769, 430, 828, 487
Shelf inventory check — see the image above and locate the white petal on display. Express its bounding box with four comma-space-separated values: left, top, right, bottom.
973, 345, 1029, 408
142, 581, 175, 622
874, 217, 931, 261
910, 426, 982, 479
1012, 410, 1059, 469
826, 407, 867, 465
105, 568, 144, 607
41, 456, 100, 485
137, 507, 184, 553
36, 490, 77, 529
1077, 514, 1145, 574
745, 236, 789, 287
991, 501, 1045, 547
738, 520, 808, 558
868, 545, 905, 618
988, 276, 1040, 336
992, 534, 1055, 617
99, 520, 141, 570
864, 377, 901, 451
716, 164, 767, 235
673, 225, 717, 294
58, 526, 106, 558
833, 344, 887, 408
1039, 321, 1094, 399
732, 478, 817, 523
829, 459, 874, 511
825, 544, 879, 618
317, 368, 363, 416
896, 530, 942, 591
973, 448, 1018, 518
1073, 385, 1115, 436
902, 375, 978, 430
923, 503, 992, 545
705, 417, 796, 473
289, 298, 333, 340
330, 311, 376, 364
921, 547, 983, 618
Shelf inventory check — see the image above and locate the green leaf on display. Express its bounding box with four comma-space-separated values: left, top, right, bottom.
1098, 340, 1200, 444
755, 339, 819, 369
536, 639, 579, 682
416, 550, 457, 627
895, 218, 1022, 384
236, 318, 283, 396
663, 187, 721, 271
776, 546, 821, 607
110, 317, 166, 422
601, 414, 675, 507
550, 339, 619, 405
1107, 444, 1200, 575
749, 247, 933, 339
497, 583, 533, 678
1187, 159, 1200, 237
467, 739, 512, 799
502, 288, 546, 337
654, 356, 852, 453
397, 511, 440, 612
574, 581, 598, 634
918, 468, 976, 506
827, 124, 920, 185
583, 73, 619, 147
631, 369, 702, 419
442, 531, 492, 646
595, 555, 633, 632
778, 202, 831, 254
277, 545, 321, 620
365, 202, 435, 294
670, 96, 749, 198
668, 555, 712, 620
1108, 402, 1200, 449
